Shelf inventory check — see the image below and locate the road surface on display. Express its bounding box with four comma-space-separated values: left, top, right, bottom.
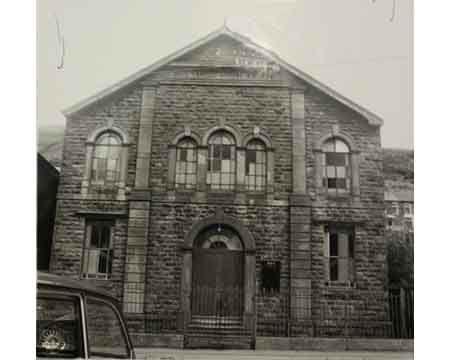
136, 348, 413, 360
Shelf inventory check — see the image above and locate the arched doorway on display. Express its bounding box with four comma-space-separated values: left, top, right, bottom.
191, 225, 244, 320
181, 215, 256, 333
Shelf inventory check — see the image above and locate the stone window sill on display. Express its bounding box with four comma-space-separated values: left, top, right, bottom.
325, 281, 356, 289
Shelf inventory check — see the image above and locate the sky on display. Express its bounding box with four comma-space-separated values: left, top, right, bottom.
37, 0, 413, 149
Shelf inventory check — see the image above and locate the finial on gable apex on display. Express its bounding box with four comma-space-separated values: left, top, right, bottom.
222, 17, 231, 32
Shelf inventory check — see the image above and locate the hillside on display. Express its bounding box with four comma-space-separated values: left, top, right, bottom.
38, 125, 65, 169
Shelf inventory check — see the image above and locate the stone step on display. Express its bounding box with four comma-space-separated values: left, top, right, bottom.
184, 333, 254, 349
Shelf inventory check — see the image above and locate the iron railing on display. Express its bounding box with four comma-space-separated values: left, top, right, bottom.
256, 288, 413, 339
126, 286, 413, 339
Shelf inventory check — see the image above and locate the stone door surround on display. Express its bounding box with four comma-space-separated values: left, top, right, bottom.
180, 214, 256, 331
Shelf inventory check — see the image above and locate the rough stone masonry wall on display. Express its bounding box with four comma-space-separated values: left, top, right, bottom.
145, 202, 289, 317
302, 83, 386, 323
50, 86, 142, 295
57, 86, 142, 196
50, 198, 128, 300
149, 81, 292, 197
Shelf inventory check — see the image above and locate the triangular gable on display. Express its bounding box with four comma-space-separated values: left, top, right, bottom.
63, 26, 383, 126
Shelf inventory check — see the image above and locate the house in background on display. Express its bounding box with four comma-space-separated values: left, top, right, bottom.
37, 153, 59, 270
49, 26, 391, 348
383, 149, 414, 289
385, 189, 414, 243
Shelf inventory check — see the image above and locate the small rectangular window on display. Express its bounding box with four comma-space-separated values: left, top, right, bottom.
403, 203, 413, 218
82, 220, 114, 280
386, 202, 400, 217
325, 225, 355, 284
260, 260, 280, 295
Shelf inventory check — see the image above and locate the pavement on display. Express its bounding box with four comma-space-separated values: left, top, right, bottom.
135, 348, 413, 360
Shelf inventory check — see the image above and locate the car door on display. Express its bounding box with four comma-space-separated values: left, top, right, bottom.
84, 296, 133, 359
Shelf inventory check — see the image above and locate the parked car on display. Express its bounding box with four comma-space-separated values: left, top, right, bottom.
37, 272, 135, 359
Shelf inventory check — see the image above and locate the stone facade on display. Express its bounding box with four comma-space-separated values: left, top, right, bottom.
50, 28, 386, 344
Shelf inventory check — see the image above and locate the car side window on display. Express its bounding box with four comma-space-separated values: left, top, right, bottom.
85, 297, 129, 359
36, 296, 83, 358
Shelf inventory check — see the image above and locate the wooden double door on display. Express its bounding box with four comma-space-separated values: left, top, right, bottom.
191, 248, 244, 317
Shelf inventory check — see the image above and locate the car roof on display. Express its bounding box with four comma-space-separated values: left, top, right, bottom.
37, 271, 115, 299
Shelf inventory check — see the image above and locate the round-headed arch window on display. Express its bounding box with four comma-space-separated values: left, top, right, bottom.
245, 139, 267, 191
322, 137, 351, 195
91, 132, 123, 187
195, 225, 243, 251
207, 131, 236, 190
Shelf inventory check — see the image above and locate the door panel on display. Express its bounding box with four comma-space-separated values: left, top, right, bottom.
192, 249, 243, 317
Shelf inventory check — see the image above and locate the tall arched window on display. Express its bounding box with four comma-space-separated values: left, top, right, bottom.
207, 131, 236, 190
175, 137, 197, 189
245, 139, 267, 191
91, 132, 122, 187
322, 137, 351, 195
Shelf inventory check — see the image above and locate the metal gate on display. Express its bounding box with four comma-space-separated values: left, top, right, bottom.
191, 248, 244, 322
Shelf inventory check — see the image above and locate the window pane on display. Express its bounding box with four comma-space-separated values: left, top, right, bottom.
84, 221, 113, 279
100, 226, 110, 248
90, 226, 99, 247
334, 140, 349, 152
211, 173, 220, 185
86, 298, 129, 358
327, 178, 337, 189
256, 151, 264, 163
186, 174, 196, 185
329, 233, 338, 256
94, 145, 108, 158
186, 162, 195, 174
37, 297, 82, 358
222, 145, 231, 159
338, 258, 349, 281
222, 174, 230, 185
108, 146, 120, 159
326, 153, 346, 166
326, 166, 336, 178
330, 258, 338, 281
212, 159, 221, 172
247, 150, 256, 163
176, 174, 185, 185
222, 159, 230, 172
207, 132, 236, 189
336, 166, 346, 178
213, 145, 221, 158
187, 148, 195, 162
178, 162, 186, 174
323, 140, 334, 152
179, 149, 187, 161
336, 178, 347, 189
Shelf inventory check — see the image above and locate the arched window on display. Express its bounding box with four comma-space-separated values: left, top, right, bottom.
91, 132, 122, 187
207, 131, 236, 190
175, 137, 197, 189
322, 137, 351, 195
245, 139, 267, 191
